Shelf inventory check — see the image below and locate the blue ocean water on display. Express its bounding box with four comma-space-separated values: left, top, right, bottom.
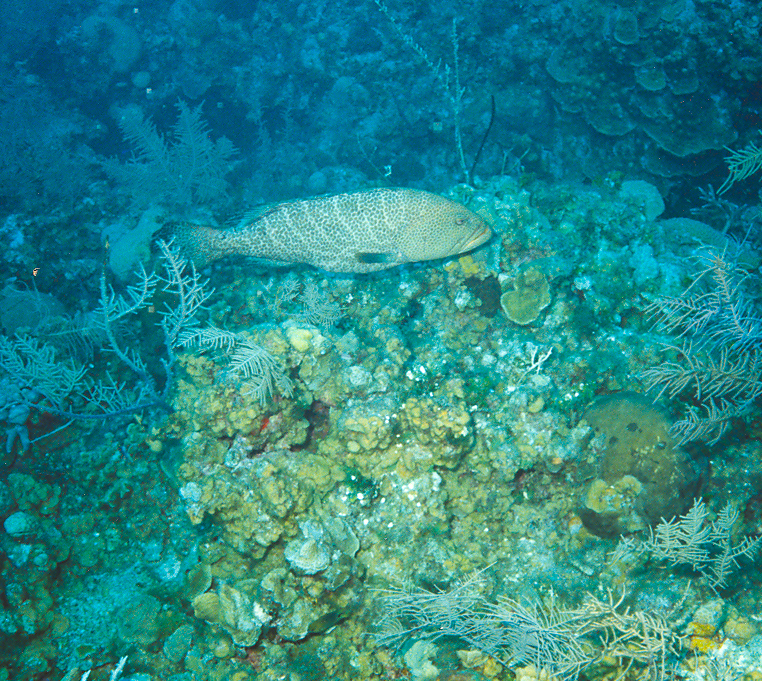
0, 0, 761, 679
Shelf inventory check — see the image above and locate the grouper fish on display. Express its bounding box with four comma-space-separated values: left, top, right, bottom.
174, 187, 491, 273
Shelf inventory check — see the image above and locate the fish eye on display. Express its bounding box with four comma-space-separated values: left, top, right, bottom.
455, 216, 466, 225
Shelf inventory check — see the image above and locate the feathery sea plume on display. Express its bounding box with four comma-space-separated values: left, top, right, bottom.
375, 571, 680, 680
718, 139, 762, 195
267, 275, 343, 329
178, 327, 293, 404
643, 250, 762, 444
0, 240, 212, 429
613, 498, 761, 590
103, 100, 237, 207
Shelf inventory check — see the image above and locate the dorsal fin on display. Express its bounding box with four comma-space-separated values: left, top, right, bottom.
237, 204, 281, 227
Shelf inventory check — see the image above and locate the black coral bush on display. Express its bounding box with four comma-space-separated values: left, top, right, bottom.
105, 100, 237, 207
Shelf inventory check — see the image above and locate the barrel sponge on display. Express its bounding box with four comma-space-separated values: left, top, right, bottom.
579, 392, 700, 537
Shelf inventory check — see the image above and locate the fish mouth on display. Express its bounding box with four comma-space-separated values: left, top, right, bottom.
460, 225, 492, 252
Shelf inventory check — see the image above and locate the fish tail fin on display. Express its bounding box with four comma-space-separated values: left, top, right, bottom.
170, 222, 227, 269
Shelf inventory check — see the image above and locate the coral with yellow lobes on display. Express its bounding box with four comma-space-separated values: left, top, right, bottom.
686, 621, 722, 654
170, 351, 313, 463
334, 398, 398, 455
312, 376, 475, 482
443, 252, 488, 279
7, 473, 61, 515
177, 449, 346, 555
288, 326, 352, 403
399, 395, 472, 453
172, 353, 267, 441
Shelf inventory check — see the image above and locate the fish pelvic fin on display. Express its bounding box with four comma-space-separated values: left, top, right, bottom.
355, 251, 397, 265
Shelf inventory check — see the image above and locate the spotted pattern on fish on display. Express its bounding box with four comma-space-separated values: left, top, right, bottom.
174, 187, 491, 273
